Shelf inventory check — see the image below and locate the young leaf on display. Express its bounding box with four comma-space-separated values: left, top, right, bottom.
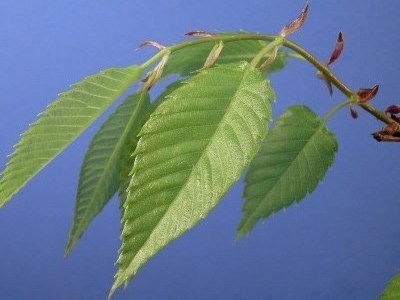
110, 61, 275, 296
381, 274, 400, 300
65, 92, 150, 255
238, 105, 338, 238
0, 65, 143, 207
164, 39, 288, 77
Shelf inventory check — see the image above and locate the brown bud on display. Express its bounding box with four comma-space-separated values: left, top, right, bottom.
280, 2, 309, 37
357, 85, 379, 103
136, 40, 166, 50
385, 105, 400, 122
385, 105, 400, 115
259, 47, 279, 72
327, 32, 344, 65
185, 30, 215, 38
350, 105, 358, 119
317, 71, 333, 96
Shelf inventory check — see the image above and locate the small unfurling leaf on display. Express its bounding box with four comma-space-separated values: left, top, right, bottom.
144, 53, 170, 90
327, 32, 344, 65
185, 30, 216, 38
136, 40, 166, 50
357, 85, 379, 103
280, 2, 309, 37
202, 41, 224, 70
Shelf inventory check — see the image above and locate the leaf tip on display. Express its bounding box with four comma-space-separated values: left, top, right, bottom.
327, 32, 344, 65
280, 1, 309, 37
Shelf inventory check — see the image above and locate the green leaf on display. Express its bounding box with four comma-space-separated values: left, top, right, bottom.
381, 274, 400, 300
238, 105, 338, 238
118, 80, 184, 207
110, 61, 274, 296
65, 92, 150, 255
164, 39, 288, 77
116, 81, 186, 229
0, 65, 142, 207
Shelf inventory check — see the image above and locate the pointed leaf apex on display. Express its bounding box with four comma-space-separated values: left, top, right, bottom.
327, 32, 344, 65
280, 2, 309, 37
136, 40, 166, 51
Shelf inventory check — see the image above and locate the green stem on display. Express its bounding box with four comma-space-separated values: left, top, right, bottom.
323, 99, 355, 123
281, 39, 353, 98
138, 33, 397, 127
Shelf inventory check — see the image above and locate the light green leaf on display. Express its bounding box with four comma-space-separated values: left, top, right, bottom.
65, 92, 150, 255
238, 105, 338, 238
118, 80, 184, 208
0, 65, 142, 207
110, 61, 274, 295
164, 39, 288, 77
381, 274, 400, 300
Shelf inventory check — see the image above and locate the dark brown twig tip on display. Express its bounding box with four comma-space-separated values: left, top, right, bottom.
372, 123, 400, 142
327, 32, 344, 65
280, 1, 309, 37
385, 105, 400, 115
184, 30, 216, 38
385, 105, 400, 122
136, 40, 166, 51
357, 85, 379, 103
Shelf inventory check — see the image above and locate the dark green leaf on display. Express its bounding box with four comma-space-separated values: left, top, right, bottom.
66, 92, 150, 255
0, 65, 143, 207
238, 105, 338, 238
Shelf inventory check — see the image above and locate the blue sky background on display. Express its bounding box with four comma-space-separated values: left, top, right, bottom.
0, 1, 399, 299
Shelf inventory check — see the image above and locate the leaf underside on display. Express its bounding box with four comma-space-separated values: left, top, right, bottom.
111, 61, 274, 295
238, 105, 338, 238
65, 92, 150, 255
381, 274, 400, 300
0, 65, 142, 207
164, 39, 288, 77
